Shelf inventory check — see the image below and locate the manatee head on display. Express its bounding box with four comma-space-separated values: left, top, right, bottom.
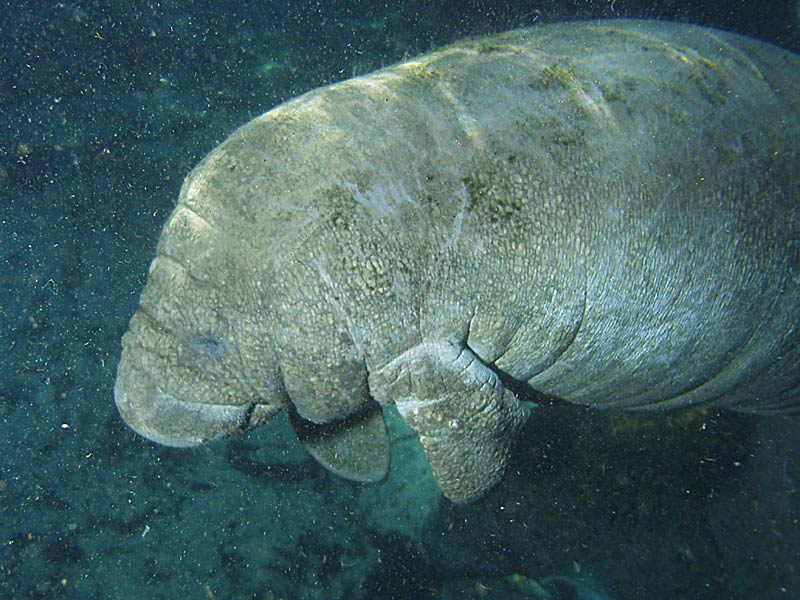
114, 201, 285, 447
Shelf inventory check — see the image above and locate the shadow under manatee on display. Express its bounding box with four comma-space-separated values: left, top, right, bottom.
225, 436, 325, 484
360, 531, 440, 600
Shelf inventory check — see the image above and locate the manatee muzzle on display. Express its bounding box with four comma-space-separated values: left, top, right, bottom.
114, 344, 277, 447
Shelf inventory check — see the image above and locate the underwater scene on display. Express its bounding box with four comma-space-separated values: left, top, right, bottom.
1, 1, 799, 599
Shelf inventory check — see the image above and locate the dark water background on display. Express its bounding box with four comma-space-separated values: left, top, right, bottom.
1, 1, 798, 598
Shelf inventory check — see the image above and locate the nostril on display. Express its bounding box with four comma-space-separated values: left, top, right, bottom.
186, 333, 227, 359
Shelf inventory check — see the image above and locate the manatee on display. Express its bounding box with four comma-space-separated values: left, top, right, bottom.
114, 20, 800, 503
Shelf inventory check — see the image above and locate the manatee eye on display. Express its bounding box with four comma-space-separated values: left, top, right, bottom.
186, 332, 227, 359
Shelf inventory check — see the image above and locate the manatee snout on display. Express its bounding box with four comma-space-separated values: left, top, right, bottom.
114, 313, 281, 447
114, 345, 247, 447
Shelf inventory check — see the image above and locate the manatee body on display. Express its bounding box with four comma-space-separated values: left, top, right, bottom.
115, 20, 800, 502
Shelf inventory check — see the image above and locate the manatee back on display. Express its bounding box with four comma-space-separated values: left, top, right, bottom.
488, 22, 800, 413
429, 21, 800, 413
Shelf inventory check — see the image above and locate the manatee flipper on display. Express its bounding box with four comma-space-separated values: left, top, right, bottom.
371, 340, 530, 502
288, 401, 390, 483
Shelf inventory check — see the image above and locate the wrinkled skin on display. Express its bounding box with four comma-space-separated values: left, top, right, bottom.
115, 20, 800, 502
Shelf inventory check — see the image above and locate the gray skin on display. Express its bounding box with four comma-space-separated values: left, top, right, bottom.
115, 20, 800, 503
